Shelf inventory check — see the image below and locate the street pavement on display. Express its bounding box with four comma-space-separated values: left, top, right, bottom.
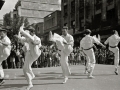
0, 64, 120, 90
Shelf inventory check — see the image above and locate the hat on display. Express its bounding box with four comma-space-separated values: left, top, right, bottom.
0, 27, 7, 32
24, 26, 35, 32
84, 29, 91, 34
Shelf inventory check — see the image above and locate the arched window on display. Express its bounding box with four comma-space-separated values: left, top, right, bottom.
37, 26, 40, 33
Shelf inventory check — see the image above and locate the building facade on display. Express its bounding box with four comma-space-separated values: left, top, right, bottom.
61, 0, 120, 46
44, 10, 61, 34
15, 0, 61, 24
43, 10, 61, 43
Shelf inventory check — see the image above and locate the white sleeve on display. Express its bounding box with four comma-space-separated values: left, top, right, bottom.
20, 37, 27, 44
92, 37, 100, 45
33, 36, 41, 46
118, 36, 120, 42
54, 33, 66, 42
104, 38, 109, 45
38, 39, 42, 48
80, 39, 83, 50
5, 37, 11, 45
68, 35, 74, 46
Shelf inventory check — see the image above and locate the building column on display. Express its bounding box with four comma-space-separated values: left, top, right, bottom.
75, 0, 80, 33
102, 0, 107, 21
61, 0, 64, 27
116, 0, 120, 25
68, 0, 71, 29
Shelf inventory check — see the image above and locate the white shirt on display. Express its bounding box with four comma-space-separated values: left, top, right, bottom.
33, 35, 41, 48
20, 35, 41, 51
62, 34, 74, 47
104, 34, 120, 46
1, 35, 11, 50
80, 35, 100, 50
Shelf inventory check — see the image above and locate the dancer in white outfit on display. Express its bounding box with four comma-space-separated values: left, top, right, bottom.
0, 27, 11, 85
80, 29, 105, 78
104, 30, 120, 75
15, 24, 41, 90
49, 26, 74, 83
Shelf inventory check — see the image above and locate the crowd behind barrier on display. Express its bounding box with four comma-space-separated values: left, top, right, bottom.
1, 44, 118, 69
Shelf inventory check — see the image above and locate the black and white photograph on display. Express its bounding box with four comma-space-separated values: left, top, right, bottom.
0, 0, 120, 90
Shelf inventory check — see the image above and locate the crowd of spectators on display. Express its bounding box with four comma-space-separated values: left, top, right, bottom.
2, 44, 116, 69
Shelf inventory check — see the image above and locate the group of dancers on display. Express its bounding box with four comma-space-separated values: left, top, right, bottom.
0, 24, 119, 90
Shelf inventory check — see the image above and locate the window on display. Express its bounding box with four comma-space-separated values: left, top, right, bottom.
64, 23, 68, 26
79, 0, 84, 8
14, 14, 17, 18
64, 0, 67, 3
71, 0, 75, 18
95, 0, 102, 11
64, 5, 68, 18
37, 26, 40, 33
71, 20, 75, 32
107, 0, 113, 5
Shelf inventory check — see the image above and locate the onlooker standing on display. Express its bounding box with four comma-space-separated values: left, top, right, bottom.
40, 49, 45, 67
10, 48, 16, 69
76, 51, 81, 65
10, 47, 16, 68
19, 48, 25, 68
15, 49, 21, 68
70, 52, 74, 65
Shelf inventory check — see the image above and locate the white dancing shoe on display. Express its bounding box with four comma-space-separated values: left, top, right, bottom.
0, 79, 5, 86
62, 77, 68, 84
115, 68, 118, 75
84, 68, 90, 74
25, 84, 33, 90
88, 75, 95, 79
84, 71, 88, 74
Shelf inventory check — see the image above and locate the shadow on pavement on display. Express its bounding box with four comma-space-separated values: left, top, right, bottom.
40, 72, 62, 75
71, 73, 86, 76
94, 73, 116, 76
0, 83, 63, 90
34, 82, 63, 85
0, 84, 27, 90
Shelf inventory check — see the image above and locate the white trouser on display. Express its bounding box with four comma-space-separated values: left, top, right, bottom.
53, 33, 73, 77
23, 48, 41, 85
0, 65, 4, 79
109, 47, 119, 68
83, 49, 95, 76
21, 30, 41, 85
0, 43, 11, 79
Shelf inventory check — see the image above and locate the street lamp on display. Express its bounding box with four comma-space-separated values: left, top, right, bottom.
0, 0, 5, 10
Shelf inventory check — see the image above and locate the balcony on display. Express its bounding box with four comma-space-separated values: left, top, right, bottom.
107, 4, 114, 10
